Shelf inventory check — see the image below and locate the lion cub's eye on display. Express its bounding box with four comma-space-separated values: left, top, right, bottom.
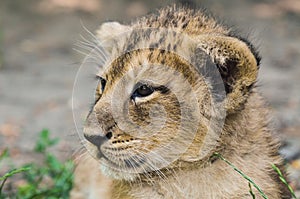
95, 76, 106, 102
98, 77, 106, 92
132, 84, 154, 99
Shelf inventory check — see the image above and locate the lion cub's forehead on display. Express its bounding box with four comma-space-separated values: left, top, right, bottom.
102, 48, 198, 92
98, 29, 201, 91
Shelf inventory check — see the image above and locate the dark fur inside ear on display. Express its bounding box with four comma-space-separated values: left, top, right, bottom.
217, 59, 239, 93
216, 58, 256, 94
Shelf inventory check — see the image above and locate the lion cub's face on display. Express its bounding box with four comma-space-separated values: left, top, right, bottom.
83, 48, 211, 180
80, 8, 259, 182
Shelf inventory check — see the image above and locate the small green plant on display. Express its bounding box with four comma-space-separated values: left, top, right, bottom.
0, 129, 74, 198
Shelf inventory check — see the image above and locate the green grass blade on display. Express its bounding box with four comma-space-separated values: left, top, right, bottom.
0, 167, 31, 194
214, 152, 268, 199
271, 164, 297, 199
249, 182, 256, 199
0, 167, 31, 181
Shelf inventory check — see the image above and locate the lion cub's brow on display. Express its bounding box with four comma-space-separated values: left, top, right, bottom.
104, 49, 198, 92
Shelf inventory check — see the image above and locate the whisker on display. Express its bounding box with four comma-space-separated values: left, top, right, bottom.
128, 147, 168, 185
129, 143, 186, 192
75, 40, 109, 63
80, 21, 101, 45
73, 45, 106, 66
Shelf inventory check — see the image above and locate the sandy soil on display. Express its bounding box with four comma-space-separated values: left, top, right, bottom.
0, 0, 299, 195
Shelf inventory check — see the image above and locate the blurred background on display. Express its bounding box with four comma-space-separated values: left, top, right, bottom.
0, 0, 299, 195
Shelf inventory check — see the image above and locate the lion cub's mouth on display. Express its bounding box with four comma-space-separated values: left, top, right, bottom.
96, 145, 148, 171
102, 154, 146, 169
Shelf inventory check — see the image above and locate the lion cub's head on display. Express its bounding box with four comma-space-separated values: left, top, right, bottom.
81, 7, 259, 181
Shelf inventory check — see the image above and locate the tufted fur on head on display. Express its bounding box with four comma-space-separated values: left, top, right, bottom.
96, 7, 260, 114
71, 6, 290, 199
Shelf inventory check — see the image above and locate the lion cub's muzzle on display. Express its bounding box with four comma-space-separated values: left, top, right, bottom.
84, 132, 112, 148
83, 105, 115, 151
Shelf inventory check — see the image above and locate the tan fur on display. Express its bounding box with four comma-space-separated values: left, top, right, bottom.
71, 6, 290, 199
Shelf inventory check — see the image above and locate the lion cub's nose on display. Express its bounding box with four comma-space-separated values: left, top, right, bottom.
84, 132, 112, 147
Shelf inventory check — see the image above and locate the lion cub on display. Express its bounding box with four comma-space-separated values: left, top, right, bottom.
71, 6, 291, 199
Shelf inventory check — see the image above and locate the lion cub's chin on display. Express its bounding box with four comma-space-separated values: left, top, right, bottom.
99, 161, 141, 181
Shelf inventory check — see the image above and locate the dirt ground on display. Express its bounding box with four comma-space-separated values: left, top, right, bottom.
0, 0, 299, 196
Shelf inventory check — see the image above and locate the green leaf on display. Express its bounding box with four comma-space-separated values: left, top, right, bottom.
34, 129, 59, 153
46, 154, 62, 173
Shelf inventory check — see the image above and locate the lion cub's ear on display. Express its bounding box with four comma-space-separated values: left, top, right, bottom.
96, 22, 131, 53
197, 35, 260, 113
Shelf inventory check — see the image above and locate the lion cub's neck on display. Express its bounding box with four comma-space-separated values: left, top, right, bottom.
111, 168, 195, 199
110, 161, 223, 199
